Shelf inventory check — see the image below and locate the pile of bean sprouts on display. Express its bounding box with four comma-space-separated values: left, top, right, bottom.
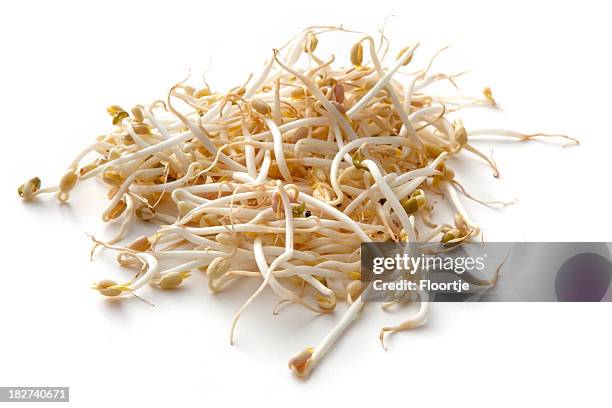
18, 26, 577, 378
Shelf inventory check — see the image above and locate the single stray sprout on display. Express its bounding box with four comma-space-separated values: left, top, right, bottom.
19, 26, 577, 379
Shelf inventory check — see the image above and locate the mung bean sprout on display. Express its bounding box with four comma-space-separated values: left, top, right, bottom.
19, 26, 577, 379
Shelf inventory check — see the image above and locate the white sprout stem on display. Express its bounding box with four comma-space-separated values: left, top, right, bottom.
81, 132, 193, 179
347, 42, 419, 117
362, 159, 417, 243
443, 181, 479, 232
329, 136, 413, 205
229, 181, 295, 343
102, 168, 164, 219
344, 166, 440, 216
306, 296, 366, 376
362, 36, 422, 149
402, 71, 425, 113
155, 260, 207, 279
273, 54, 358, 141
255, 150, 272, 184
298, 192, 370, 241
126, 253, 159, 292
264, 118, 292, 181
244, 57, 276, 98
241, 121, 257, 179
382, 152, 448, 210
69, 142, 115, 170
144, 109, 191, 168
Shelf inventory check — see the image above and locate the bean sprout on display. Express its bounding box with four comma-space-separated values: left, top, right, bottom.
18, 26, 577, 379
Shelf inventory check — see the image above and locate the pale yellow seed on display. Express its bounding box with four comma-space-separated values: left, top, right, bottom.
107, 186, 119, 199
102, 169, 124, 186
128, 235, 151, 252
441, 228, 461, 243
396, 46, 414, 66
79, 163, 98, 176
59, 171, 77, 192
201, 213, 220, 226
350, 42, 363, 66
483, 87, 496, 105
290, 88, 310, 99
132, 123, 151, 135
131, 106, 144, 123
316, 295, 336, 311
216, 232, 234, 246
454, 120, 468, 147
94, 279, 122, 297
106, 105, 125, 116
348, 271, 361, 280
425, 143, 446, 158
107, 149, 120, 161
454, 214, 469, 235
135, 206, 155, 221
122, 134, 134, 145
112, 111, 129, 126
230, 86, 246, 97
288, 347, 314, 376
252, 99, 271, 115
18, 177, 41, 200
207, 257, 230, 279
158, 271, 190, 289
106, 199, 127, 221
194, 87, 211, 98
347, 280, 363, 300
303, 33, 318, 53
401, 195, 426, 215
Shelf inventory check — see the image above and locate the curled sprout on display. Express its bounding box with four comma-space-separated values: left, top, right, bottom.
18, 26, 576, 379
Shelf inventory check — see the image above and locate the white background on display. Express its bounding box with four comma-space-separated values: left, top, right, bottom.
1, 0, 611, 406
